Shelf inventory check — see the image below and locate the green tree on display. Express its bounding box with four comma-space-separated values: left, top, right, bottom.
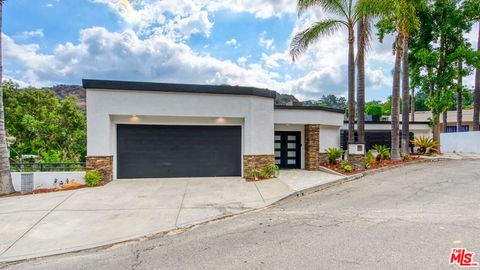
463, 0, 480, 130
410, 0, 477, 143
3, 82, 86, 163
290, 0, 363, 145
0, 0, 14, 195
365, 101, 383, 119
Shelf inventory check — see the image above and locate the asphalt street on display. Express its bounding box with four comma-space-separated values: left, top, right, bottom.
2, 159, 480, 270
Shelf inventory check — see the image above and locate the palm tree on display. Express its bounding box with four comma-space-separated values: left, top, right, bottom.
456, 60, 463, 132
474, 23, 480, 131
290, 0, 361, 145
0, 0, 14, 195
356, 17, 371, 146
401, 37, 410, 156
360, 0, 420, 160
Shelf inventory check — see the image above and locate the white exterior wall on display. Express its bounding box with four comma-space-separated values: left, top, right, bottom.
12, 172, 86, 191
440, 131, 480, 153
274, 109, 344, 126
320, 126, 341, 153
274, 124, 305, 169
87, 89, 274, 179
341, 123, 432, 137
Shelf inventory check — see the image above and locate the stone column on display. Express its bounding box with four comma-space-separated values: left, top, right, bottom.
86, 156, 113, 185
305, 125, 320, 170
243, 155, 275, 177
348, 154, 365, 170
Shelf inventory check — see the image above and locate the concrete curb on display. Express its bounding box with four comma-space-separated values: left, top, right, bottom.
0, 156, 451, 266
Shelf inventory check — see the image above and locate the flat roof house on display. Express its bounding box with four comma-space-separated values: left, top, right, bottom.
83, 79, 344, 182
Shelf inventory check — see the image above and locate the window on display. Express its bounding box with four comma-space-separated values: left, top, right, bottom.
445, 125, 470, 133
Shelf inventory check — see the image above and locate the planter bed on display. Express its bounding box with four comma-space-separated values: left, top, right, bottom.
320, 155, 422, 176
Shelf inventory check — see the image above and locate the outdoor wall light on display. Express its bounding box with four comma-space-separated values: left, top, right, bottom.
130, 115, 140, 123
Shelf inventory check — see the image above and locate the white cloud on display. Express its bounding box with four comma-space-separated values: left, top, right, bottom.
226, 38, 237, 46
14, 29, 44, 39
259, 31, 275, 50
3, 28, 283, 89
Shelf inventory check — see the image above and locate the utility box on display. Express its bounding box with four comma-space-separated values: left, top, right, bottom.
21, 173, 34, 194
348, 144, 365, 155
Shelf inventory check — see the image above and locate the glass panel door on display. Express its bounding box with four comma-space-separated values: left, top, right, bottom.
274, 131, 301, 169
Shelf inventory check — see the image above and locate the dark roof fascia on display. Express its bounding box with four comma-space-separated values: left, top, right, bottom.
343, 120, 430, 125
274, 105, 344, 114
82, 79, 277, 99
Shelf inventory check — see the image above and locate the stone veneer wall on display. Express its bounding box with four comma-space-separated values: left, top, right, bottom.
243, 155, 275, 176
348, 154, 365, 170
86, 156, 113, 185
305, 124, 320, 170
318, 153, 329, 165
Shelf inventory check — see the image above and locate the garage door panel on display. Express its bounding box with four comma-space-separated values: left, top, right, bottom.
117, 125, 242, 178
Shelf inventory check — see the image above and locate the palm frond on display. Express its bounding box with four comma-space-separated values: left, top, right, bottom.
289, 19, 345, 62
297, 0, 350, 19
356, 0, 396, 19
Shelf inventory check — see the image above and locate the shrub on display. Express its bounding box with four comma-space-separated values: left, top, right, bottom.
343, 165, 353, 173
365, 151, 376, 169
410, 136, 439, 154
325, 147, 345, 164
246, 164, 279, 180
264, 164, 280, 178
338, 160, 354, 173
84, 170, 101, 187
373, 145, 391, 160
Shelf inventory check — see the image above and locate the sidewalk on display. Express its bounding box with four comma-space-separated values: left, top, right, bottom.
0, 170, 343, 262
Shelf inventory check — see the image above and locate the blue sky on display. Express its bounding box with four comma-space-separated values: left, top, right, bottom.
3, 0, 478, 101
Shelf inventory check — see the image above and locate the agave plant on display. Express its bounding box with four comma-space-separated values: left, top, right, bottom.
325, 147, 345, 164
373, 145, 391, 160
410, 136, 439, 154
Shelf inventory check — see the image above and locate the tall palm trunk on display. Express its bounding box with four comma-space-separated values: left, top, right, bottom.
356, 20, 366, 145
391, 33, 404, 161
401, 38, 410, 156
474, 21, 480, 131
442, 111, 448, 133
456, 60, 463, 132
347, 23, 356, 144
0, 1, 14, 195
410, 87, 415, 122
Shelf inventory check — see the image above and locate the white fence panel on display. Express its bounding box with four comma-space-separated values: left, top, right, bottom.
12, 171, 86, 191
440, 131, 480, 154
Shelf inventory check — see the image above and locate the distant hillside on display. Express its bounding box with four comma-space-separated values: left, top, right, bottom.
44, 85, 86, 109
275, 93, 301, 106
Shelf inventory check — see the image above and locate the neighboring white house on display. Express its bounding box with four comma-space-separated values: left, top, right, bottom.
84, 79, 345, 181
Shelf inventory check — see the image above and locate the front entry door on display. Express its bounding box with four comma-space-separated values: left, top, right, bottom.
275, 131, 301, 169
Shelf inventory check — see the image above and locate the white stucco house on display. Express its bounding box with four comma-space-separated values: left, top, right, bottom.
83, 79, 345, 181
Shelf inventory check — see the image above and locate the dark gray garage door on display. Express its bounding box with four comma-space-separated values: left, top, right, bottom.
117, 125, 242, 178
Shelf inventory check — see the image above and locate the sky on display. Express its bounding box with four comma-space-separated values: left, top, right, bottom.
3, 0, 479, 102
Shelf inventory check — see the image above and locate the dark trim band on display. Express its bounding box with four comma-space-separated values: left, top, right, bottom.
82, 79, 277, 99
274, 105, 344, 114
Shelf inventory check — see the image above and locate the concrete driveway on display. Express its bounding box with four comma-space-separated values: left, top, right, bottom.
4, 158, 479, 270
0, 170, 342, 262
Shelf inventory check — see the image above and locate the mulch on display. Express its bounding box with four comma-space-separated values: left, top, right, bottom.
320, 155, 422, 176
30, 185, 87, 194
